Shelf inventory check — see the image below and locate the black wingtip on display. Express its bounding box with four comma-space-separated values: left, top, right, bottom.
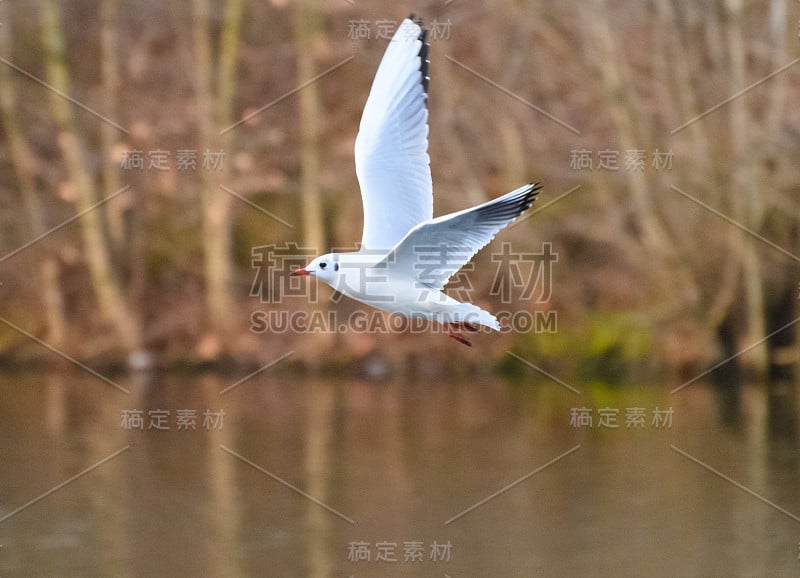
529, 182, 543, 200
474, 182, 543, 227
408, 14, 430, 96
522, 182, 543, 212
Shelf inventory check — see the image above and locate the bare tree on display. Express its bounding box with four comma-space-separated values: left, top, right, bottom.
0, 2, 65, 347
295, 0, 326, 255
590, 0, 675, 258
191, 0, 244, 342
41, 0, 141, 352
100, 0, 125, 253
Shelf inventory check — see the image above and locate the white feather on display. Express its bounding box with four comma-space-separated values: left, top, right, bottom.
376, 183, 542, 289
355, 18, 432, 251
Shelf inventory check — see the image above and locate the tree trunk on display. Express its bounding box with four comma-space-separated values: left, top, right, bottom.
660, 1, 713, 181
216, 0, 245, 138
191, 0, 238, 341
294, 0, 336, 356
40, 0, 140, 351
590, 0, 674, 258
0, 3, 66, 347
762, 0, 795, 383
295, 0, 326, 255
724, 0, 767, 378
100, 0, 125, 253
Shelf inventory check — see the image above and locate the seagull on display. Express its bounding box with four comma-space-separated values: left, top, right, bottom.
291, 15, 541, 346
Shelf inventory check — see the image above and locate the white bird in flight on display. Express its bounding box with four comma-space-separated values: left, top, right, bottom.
291, 15, 541, 346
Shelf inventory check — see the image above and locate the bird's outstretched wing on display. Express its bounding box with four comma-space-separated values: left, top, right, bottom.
355, 16, 432, 251
377, 183, 542, 289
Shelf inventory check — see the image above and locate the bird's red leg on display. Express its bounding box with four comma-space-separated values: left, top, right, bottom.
446, 324, 472, 347
456, 322, 479, 332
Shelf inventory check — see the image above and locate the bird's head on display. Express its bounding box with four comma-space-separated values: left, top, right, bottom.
290, 253, 340, 283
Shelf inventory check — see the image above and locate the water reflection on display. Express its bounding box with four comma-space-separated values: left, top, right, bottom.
0, 371, 798, 576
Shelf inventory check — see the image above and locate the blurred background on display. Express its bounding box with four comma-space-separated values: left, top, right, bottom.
0, 0, 799, 576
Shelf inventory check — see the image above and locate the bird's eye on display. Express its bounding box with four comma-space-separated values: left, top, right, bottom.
319, 262, 327, 269
334, 263, 339, 271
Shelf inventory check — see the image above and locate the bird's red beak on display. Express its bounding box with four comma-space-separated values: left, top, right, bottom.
290, 268, 310, 276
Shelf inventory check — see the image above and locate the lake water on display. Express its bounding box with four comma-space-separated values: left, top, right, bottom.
0, 371, 798, 577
